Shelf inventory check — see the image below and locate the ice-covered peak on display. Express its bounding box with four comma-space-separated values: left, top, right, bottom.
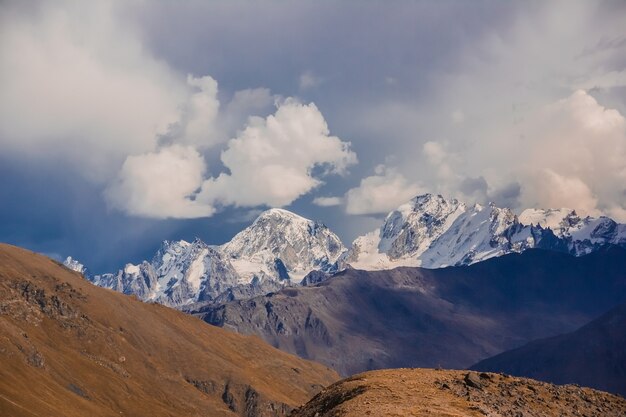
225, 208, 335, 253
157, 239, 192, 254
152, 238, 209, 277
63, 256, 87, 275
348, 194, 535, 270
409, 193, 463, 215
519, 208, 576, 232
348, 193, 626, 271
255, 207, 308, 222
379, 194, 466, 257
221, 208, 345, 281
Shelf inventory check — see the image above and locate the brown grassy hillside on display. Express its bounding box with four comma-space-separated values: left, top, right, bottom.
0, 244, 338, 417
291, 368, 626, 417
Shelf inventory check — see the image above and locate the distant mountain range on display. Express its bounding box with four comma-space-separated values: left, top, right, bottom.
346, 194, 626, 269
66, 208, 345, 307
196, 247, 626, 376
472, 301, 626, 397
65, 194, 626, 307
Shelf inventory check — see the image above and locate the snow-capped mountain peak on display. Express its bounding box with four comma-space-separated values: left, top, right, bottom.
379, 194, 466, 258
351, 194, 557, 270
221, 208, 345, 282
63, 256, 88, 275
518, 208, 576, 232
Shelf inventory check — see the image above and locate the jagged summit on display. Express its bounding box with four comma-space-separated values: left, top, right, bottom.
346, 193, 527, 269
63, 256, 87, 275
221, 207, 345, 282
346, 193, 626, 270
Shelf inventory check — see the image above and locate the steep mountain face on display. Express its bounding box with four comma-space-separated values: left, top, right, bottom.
472, 302, 626, 397
292, 369, 626, 417
67, 209, 345, 308
196, 247, 626, 376
0, 244, 338, 417
221, 208, 345, 282
345, 194, 626, 270
87, 239, 241, 306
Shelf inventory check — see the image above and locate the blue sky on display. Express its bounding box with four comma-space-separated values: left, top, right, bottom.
1, 1, 626, 273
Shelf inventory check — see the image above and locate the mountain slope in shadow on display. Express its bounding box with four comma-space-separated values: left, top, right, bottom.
472, 301, 626, 397
197, 246, 626, 376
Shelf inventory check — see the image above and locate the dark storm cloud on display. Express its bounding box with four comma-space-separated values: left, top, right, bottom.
459, 176, 489, 199
489, 182, 522, 210
0, 156, 249, 273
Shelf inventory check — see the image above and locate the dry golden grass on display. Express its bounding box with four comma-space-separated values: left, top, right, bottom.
292, 368, 626, 417
0, 244, 338, 417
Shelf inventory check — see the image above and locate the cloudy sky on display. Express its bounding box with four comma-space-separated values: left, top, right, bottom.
1, 0, 626, 272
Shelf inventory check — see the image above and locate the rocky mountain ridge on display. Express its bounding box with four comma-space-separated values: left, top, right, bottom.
69, 209, 345, 307
65, 194, 626, 307
345, 194, 626, 270
291, 369, 626, 417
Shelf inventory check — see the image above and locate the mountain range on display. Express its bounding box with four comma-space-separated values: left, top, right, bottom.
65, 194, 626, 308
196, 247, 626, 376
66, 208, 345, 308
346, 194, 626, 269
4, 243, 625, 417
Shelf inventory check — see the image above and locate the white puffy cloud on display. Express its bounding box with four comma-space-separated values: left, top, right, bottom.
345, 165, 424, 215
0, 2, 358, 220
174, 75, 220, 147
529, 170, 600, 217
518, 90, 626, 218
313, 196, 344, 207
197, 99, 357, 208
342, 2, 626, 220
105, 145, 213, 219
416, 90, 626, 220
107, 99, 356, 218
0, 1, 186, 180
